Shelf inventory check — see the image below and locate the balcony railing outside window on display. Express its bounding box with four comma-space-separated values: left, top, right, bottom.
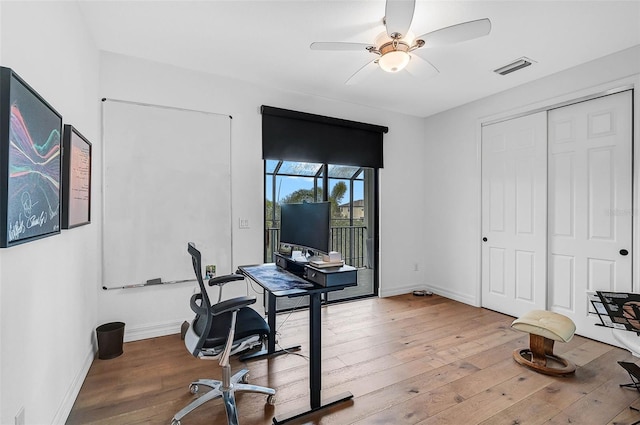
266, 222, 367, 268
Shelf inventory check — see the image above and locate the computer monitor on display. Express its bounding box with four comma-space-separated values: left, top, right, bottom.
279, 201, 330, 256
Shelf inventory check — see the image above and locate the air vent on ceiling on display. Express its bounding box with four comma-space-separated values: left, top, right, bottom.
493, 57, 535, 75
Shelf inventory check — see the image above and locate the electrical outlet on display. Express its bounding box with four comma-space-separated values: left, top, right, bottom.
15, 407, 25, 425
239, 218, 250, 229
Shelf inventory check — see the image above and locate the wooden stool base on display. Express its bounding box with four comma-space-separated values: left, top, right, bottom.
512, 347, 576, 376
512, 334, 575, 376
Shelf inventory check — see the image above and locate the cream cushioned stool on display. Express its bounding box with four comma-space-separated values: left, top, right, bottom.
511, 310, 576, 376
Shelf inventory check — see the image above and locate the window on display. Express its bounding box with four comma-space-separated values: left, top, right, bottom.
261, 106, 386, 310
265, 160, 377, 310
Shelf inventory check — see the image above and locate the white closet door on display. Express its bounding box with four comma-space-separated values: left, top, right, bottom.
548, 90, 632, 343
482, 111, 548, 317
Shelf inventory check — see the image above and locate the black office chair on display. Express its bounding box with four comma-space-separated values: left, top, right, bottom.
171, 243, 276, 425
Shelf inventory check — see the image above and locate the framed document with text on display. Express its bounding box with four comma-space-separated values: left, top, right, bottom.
62, 125, 92, 229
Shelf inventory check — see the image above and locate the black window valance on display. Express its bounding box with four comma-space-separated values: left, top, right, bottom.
261, 105, 388, 169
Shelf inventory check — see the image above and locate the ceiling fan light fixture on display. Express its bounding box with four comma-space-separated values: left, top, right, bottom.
310, 1, 493, 84
378, 50, 410, 73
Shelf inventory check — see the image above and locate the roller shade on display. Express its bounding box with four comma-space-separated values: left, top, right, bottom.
261, 105, 387, 169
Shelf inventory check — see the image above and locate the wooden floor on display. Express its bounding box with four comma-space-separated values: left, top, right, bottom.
67, 294, 640, 425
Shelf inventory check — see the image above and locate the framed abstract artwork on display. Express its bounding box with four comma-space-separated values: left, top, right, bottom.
62, 125, 92, 229
0, 67, 63, 247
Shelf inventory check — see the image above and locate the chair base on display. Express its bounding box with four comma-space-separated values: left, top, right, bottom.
171, 368, 276, 425
512, 348, 576, 376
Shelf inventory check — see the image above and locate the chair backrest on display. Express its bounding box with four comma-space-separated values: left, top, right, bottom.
188, 242, 211, 304
186, 242, 214, 356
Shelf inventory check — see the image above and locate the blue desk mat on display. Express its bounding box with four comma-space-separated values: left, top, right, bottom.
240, 264, 315, 291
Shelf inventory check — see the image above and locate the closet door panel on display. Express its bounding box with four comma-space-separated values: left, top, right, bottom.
548, 90, 632, 343
482, 111, 548, 316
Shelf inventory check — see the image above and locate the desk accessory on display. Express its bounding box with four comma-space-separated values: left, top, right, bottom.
304, 264, 357, 287
309, 259, 344, 268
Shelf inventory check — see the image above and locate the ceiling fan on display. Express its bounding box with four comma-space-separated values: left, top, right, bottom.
310, 0, 491, 85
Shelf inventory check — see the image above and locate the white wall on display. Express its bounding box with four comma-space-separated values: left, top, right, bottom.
0, 2, 100, 425
422, 45, 640, 306
98, 52, 427, 339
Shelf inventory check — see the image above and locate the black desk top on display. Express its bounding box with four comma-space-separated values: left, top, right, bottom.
238, 263, 355, 297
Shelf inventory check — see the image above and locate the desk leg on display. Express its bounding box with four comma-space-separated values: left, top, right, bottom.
240, 291, 300, 362
309, 292, 322, 407
272, 293, 353, 425
268, 291, 277, 352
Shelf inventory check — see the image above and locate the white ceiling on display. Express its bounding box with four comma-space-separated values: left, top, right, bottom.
78, 0, 640, 118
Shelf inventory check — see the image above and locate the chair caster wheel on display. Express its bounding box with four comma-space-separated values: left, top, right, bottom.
171, 419, 181, 425
241, 373, 249, 384
189, 384, 199, 394
267, 394, 276, 405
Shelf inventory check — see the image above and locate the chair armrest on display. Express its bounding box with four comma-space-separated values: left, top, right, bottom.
208, 273, 245, 287
211, 296, 257, 316
190, 293, 208, 315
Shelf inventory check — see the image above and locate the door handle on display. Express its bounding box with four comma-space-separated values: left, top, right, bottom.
620, 249, 629, 256
482, 237, 488, 242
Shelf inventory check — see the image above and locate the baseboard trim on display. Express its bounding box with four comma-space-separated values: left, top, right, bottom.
427, 284, 478, 307
379, 283, 477, 307
379, 282, 425, 298
52, 343, 95, 425
124, 319, 184, 342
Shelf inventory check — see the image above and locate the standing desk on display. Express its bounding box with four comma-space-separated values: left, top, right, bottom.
237, 263, 356, 425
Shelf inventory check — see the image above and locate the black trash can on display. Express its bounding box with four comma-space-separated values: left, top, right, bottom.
96, 322, 125, 360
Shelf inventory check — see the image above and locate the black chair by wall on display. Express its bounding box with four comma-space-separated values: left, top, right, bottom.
171, 243, 276, 425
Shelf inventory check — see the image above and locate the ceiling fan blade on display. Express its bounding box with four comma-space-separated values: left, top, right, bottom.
310, 42, 373, 51
405, 54, 439, 78
415, 18, 491, 48
384, 0, 415, 38
345, 59, 378, 85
